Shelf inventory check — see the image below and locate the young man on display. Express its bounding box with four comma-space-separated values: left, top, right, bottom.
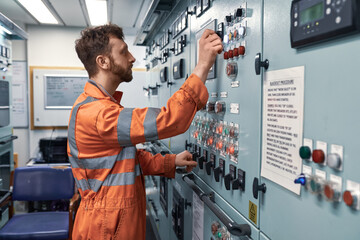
68, 24, 222, 240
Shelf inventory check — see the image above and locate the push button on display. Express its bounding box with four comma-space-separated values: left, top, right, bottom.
312, 149, 325, 164
299, 146, 311, 160
343, 190, 357, 207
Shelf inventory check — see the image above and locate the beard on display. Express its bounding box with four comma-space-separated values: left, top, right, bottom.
109, 55, 133, 83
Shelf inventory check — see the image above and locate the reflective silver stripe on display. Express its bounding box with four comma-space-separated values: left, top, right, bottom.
69, 147, 136, 170
117, 108, 134, 146
75, 164, 141, 192
75, 178, 90, 191
68, 96, 97, 158
144, 108, 161, 142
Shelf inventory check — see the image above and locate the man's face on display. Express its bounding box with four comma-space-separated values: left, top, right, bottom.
108, 37, 136, 82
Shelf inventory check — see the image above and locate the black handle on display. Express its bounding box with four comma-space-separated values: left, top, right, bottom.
224, 173, 233, 190
198, 156, 205, 169
205, 161, 213, 175
255, 53, 269, 75
252, 177, 266, 199
0, 136, 18, 145
214, 167, 222, 182
183, 174, 251, 237
167, 80, 173, 87
176, 167, 188, 174
185, 199, 192, 209
185, 140, 192, 150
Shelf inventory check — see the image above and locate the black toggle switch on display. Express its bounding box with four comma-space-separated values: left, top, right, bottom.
214, 159, 225, 182
185, 140, 192, 151
224, 164, 237, 190
198, 156, 206, 169
224, 173, 233, 190
205, 161, 213, 175
225, 15, 232, 23
192, 152, 199, 162
232, 169, 246, 191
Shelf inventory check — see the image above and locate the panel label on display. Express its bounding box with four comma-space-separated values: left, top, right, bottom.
192, 192, 204, 240
249, 201, 257, 225
261, 66, 304, 194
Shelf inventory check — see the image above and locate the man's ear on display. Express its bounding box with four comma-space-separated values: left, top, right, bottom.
95, 55, 110, 70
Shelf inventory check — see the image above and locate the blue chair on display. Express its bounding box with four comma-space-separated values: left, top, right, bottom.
0, 166, 80, 240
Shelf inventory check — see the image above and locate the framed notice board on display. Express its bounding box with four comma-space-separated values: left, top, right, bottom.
30, 66, 87, 129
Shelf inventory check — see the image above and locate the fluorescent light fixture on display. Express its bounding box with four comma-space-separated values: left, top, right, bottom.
18, 0, 58, 24
0, 25, 12, 35
85, 0, 108, 26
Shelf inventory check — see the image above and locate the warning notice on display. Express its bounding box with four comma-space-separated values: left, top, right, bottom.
261, 66, 304, 194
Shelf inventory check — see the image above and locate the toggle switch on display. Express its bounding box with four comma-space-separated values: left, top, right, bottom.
198, 156, 206, 169
206, 153, 216, 175
224, 164, 237, 190
214, 159, 225, 182
236, 8, 244, 18
232, 169, 246, 191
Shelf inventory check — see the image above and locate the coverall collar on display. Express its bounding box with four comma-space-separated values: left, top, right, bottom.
85, 79, 123, 104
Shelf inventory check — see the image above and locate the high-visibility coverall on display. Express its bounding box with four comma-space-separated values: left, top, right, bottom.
67, 74, 208, 240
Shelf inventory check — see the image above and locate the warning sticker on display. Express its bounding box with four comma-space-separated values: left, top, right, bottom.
249, 201, 257, 225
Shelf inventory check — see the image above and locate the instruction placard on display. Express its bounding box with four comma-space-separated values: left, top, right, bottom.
192, 192, 204, 240
261, 66, 304, 194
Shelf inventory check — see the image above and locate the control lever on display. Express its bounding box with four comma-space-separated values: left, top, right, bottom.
224, 173, 234, 190
205, 161, 213, 175
198, 156, 205, 169
255, 52, 269, 75
176, 167, 188, 174
167, 80, 173, 88
214, 166, 223, 182
185, 140, 193, 151
184, 199, 192, 209
252, 177, 266, 199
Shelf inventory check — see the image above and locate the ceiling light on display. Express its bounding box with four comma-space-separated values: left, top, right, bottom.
85, 0, 108, 26
0, 25, 12, 35
17, 0, 58, 24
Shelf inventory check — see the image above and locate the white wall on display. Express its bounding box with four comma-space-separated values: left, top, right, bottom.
12, 25, 148, 166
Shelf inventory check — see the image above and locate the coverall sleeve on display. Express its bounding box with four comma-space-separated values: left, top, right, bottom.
136, 149, 176, 178
96, 74, 208, 147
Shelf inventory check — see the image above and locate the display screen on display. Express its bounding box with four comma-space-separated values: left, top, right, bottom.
300, 2, 324, 26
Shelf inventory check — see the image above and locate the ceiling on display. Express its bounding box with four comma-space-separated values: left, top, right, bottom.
0, 0, 153, 35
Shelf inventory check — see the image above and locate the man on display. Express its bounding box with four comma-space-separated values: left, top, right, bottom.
68, 24, 222, 240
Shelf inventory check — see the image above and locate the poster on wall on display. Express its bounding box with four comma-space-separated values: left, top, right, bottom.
261, 66, 304, 195
12, 61, 28, 128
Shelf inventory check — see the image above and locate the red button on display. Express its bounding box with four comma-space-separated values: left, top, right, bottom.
239, 46, 245, 55
223, 52, 229, 60
234, 48, 239, 57
228, 50, 233, 59
312, 149, 325, 164
324, 184, 334, 200
343, 191, 354, 207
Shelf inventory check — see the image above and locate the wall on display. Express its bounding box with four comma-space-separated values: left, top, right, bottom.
12, 24, 148, 167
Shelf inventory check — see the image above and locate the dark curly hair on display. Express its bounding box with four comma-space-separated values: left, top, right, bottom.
75, 24, 124, 77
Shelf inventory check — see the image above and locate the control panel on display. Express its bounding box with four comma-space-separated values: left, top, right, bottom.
143, 0, 360, 239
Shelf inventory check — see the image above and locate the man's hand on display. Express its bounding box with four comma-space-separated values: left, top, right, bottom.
175, 151, 197, 173
193, 29, 223, 83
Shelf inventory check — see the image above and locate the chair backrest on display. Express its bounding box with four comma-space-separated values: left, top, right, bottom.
12, 166, 74, 201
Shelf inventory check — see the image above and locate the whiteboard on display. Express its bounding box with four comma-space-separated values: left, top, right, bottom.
44, 75, 88, 109
12, 61, 28, 128
32, 68, 88, 127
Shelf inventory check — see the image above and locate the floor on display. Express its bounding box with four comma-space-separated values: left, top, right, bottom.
145, 216, 157, 240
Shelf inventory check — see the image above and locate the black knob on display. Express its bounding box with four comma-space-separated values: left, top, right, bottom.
185, 140, 192, 150
252, 177, 266, 199
205, 161, 213, 175
236, 8, 244, 17
232, 178, 245, 191
225, 15, 232, 23
198, 156, 205, 169
214, 166, 222, 182
255, 52, 269, 75
216, 30, 223, 41
169, 47, 175, 53
224, 173, 233, 190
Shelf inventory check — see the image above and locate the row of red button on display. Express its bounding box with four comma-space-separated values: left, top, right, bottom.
223, 46, 246, 59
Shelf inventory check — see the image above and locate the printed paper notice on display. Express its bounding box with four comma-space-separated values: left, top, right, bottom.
192, 192, 204, 240
261, 66, 304, 194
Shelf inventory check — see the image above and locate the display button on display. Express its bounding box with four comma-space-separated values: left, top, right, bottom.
238, 46, 245, 55
312, 149, 325, 164
326, 7, 331, 15
336, 16, 341, 24
343, 191, 356, 207
327, 153, 342, 170
299, 146, 311, 160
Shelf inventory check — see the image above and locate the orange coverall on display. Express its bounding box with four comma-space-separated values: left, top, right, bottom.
67, 74, 208, 239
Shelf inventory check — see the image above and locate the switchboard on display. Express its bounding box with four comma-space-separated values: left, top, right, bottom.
141, 0, 360, 239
